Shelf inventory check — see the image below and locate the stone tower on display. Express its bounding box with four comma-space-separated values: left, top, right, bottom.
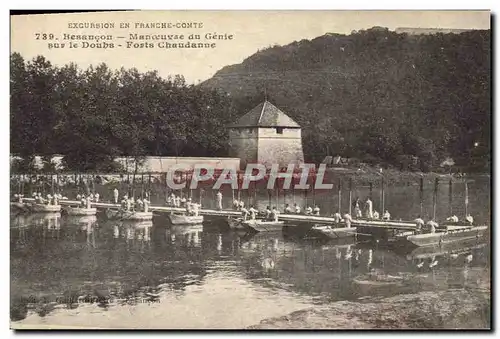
228, 100, 304, 168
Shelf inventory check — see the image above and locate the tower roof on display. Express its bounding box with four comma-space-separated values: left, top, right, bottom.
229, 100, 301, 128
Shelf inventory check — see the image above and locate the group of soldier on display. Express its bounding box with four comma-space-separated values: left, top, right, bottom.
29, 192, 68, 206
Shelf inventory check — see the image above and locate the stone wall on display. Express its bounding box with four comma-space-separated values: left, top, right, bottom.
257, 127, 304, 168
228, 128, 258, 168
114, 156, 241, 172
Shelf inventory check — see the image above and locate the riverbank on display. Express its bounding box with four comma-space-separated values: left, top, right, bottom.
9, 167, 489, 190
327, 167, 490, 187
248, 288, 490, 329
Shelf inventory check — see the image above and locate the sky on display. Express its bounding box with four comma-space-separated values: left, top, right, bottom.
10, 10, 490, 84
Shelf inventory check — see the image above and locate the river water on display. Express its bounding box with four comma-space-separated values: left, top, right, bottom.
10, 180, 491, 329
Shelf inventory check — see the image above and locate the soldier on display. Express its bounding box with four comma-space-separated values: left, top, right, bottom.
294, 203, 301, 214
365, 197, 373, 219
271, 207, 280, 222
113, 188, 119, 204
248, 205, 258, 220
216, 191, 223, 210
343, 213, 353, 228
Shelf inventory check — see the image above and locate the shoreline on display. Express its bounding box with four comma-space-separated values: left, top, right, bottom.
248, 289, 490, 329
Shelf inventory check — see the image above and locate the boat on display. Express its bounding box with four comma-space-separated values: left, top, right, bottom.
122, 220, 154, 229
29, 203, 61, 213
404, 240, 487, 260
168, 213, 204, 225
307, 224, 357, 240
65, 215, 98, 227
352, 271, 407, 295
10, 201, 30, 213
227, 217, 247, 230
170, 223, 202, 233
394, 225, 488, 248
105, 209, 153, 221
228, 218, 285, 232
62, 206, 97, 216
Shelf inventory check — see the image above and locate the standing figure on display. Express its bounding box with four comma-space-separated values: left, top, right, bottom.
136, 199, 144, 211
241, 206, 249, 221
284, 204, 293, 214
414, 216, 425, 233
191, 202, 200, 216
113, 188, 119, 204
343, 213, 353, 228
313, 205, 320, 216
365, 197, 373, 219
426, 220, 438, 234
305, 206, 313, 215
264, 206, 272, 220
216, 191, 223, 210
353, 197, 361, 216
94, 192, 100, 203
248, 205, 258, 220
271, 207, 280, 222
233, 199, 239, 210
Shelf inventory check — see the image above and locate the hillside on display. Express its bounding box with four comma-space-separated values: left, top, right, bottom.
201, 27, 491, 172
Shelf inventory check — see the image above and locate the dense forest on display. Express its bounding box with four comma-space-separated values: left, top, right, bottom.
10, 27, 490, 173
202, 27, 491, 172
10, 53, 241, 172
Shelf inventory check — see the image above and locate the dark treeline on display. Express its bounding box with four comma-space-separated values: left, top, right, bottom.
11, 27, 491, 173
203, 27, 491, 172
10, 52, 243, 172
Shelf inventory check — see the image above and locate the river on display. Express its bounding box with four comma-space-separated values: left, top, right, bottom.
10, 180, 491, 329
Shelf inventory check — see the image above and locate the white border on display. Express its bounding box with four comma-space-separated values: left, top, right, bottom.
3, 1, 497, 338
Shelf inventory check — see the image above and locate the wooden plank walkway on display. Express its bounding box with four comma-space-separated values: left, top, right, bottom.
20, 198, 418, 230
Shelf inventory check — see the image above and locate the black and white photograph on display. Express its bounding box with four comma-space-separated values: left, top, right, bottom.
9, 10, 491, 330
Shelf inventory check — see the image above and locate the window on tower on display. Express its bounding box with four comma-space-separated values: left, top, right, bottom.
276, 127, 284, 134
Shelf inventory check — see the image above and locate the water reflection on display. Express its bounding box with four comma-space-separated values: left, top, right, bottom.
10, 213, 490, 328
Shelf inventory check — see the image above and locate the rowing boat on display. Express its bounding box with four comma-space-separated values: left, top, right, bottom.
30, 204, 61, 213
307, 224, 357, 240
168, 213, 204, 225
395, 225, 488, 248
10, 202, 30, 213
228, 218, 285, 232
105, 209, 153, 221
404, 239, 487, 260
170, 224, 203, 236
65, 215, 98, 225
63, 206, 97, 216
352, 273, 406, 295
